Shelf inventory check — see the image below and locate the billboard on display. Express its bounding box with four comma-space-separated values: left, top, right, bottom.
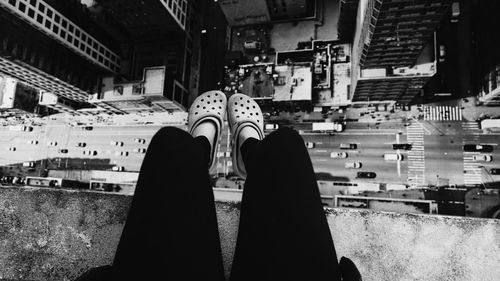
0, 76, 17, 109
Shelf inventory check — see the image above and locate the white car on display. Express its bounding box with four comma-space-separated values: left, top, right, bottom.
472, 154, 492, 162
23, 161, 35, 167
264, 123, 279, 130
22, 126, 33, 132
76, 142, 86, 147
112, 166, 125, 172
115, 151, 129, 157
83, 150, 98, 156
110, 141, 124, 146
345, 162, 362, 169
133, 148, 147, 154
28, 140, 39, 145
7, 147, 16, 151
47, 141, 58, 146
330, 152, 348, 159
134, 138, 146, 144
305, 142, 315, 149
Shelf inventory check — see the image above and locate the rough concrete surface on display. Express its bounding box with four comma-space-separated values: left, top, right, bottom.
0, 187, 499, 281
0, 187, 130, 281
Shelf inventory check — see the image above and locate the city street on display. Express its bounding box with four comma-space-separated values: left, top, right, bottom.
1, 118, 500, 187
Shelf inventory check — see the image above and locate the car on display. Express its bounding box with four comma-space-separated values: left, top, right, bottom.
76, 142, 86, 147
7, 147, 16, 151
489, 168, 500, 175
345, 162, 362, 169
83, 150, 98, 156
48, 141, 58, 146
22, 162, 35, 168
110, 141, 124, 146
112, 166, 125, 172
384, 153, 403, 161
134, 138, 146, 144
330, 152, 348, 159
356, 172, 377, 179
28, 140, 39, 145
22, 126, 33, 132
82, 126, 93, 131
305, 142, 315, 149
340, 143, 357, 149
392, 143, 412, 150
133, 148, 147, 154
472, 154, 492, 162
264, 123, 279, 130
463, 144, 493, 153
115, 151, 129, 157
58, 149, 69, 154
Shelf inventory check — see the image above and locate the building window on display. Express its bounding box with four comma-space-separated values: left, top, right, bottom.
18, 2, 26, 12
27, 8, 35, 18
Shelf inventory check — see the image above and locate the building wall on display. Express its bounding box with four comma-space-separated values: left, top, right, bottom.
0, 187, 499, 281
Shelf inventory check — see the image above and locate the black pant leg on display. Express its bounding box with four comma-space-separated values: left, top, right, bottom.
230, 127, 341, 281
111, 127, 224, 281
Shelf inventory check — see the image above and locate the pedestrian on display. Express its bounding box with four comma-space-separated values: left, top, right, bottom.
76, 91, 361, 281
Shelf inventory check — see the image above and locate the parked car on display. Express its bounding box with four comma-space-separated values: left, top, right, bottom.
22, 126, 33, 132
48, 141, 58, 146
345, 162, 362, 169
392, 143, 411, 150
305, 142, 315, 149
330, 152, 348, 159
472, 154, 492, 162
112, 166, 125, 172
28, 140, 38, 145
384, 153, 403, 161
58, 149, 69, 154
463, 144, 493, 153
489, 168, 500, 175
115, 151, 129, 157
83, 150, 98, 156
82, 126, 93, 131
23, 162, 35, 168
133, 148, 147, 154
134, 138, 146, 144
76, 142, 86, 147
356, 172, 377, 179
110, 141, 124, 146
340, 143, 357, 149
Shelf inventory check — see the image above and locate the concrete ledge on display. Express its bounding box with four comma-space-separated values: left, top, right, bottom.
0, 187, 499, 280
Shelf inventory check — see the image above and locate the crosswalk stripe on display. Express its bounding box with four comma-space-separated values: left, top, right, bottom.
423, 105, 462, 121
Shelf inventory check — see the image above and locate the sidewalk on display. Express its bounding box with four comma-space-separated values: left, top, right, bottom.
460, 97, 500, 121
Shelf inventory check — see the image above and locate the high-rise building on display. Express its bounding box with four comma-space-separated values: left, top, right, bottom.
339, 0, 452, 105
0, 0, 195, 115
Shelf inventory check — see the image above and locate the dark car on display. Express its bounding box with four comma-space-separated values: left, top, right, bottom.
357, 172, 377, 179
392, 143, 412, 150
82, 126, 93, 131
463, 144, 493, 152
489, 168, 500, 175
340, 143, 357, 149
58, 149, 69, 154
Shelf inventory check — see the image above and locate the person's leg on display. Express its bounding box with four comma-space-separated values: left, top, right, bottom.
111, 127, 225, 281
230, 127, 341, 281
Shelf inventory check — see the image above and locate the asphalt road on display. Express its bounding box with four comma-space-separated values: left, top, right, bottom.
0, 123, 166, 172
1, 120, 500, 187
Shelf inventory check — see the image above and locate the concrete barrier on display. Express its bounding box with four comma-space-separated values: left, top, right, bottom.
0, 186, 499, 281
